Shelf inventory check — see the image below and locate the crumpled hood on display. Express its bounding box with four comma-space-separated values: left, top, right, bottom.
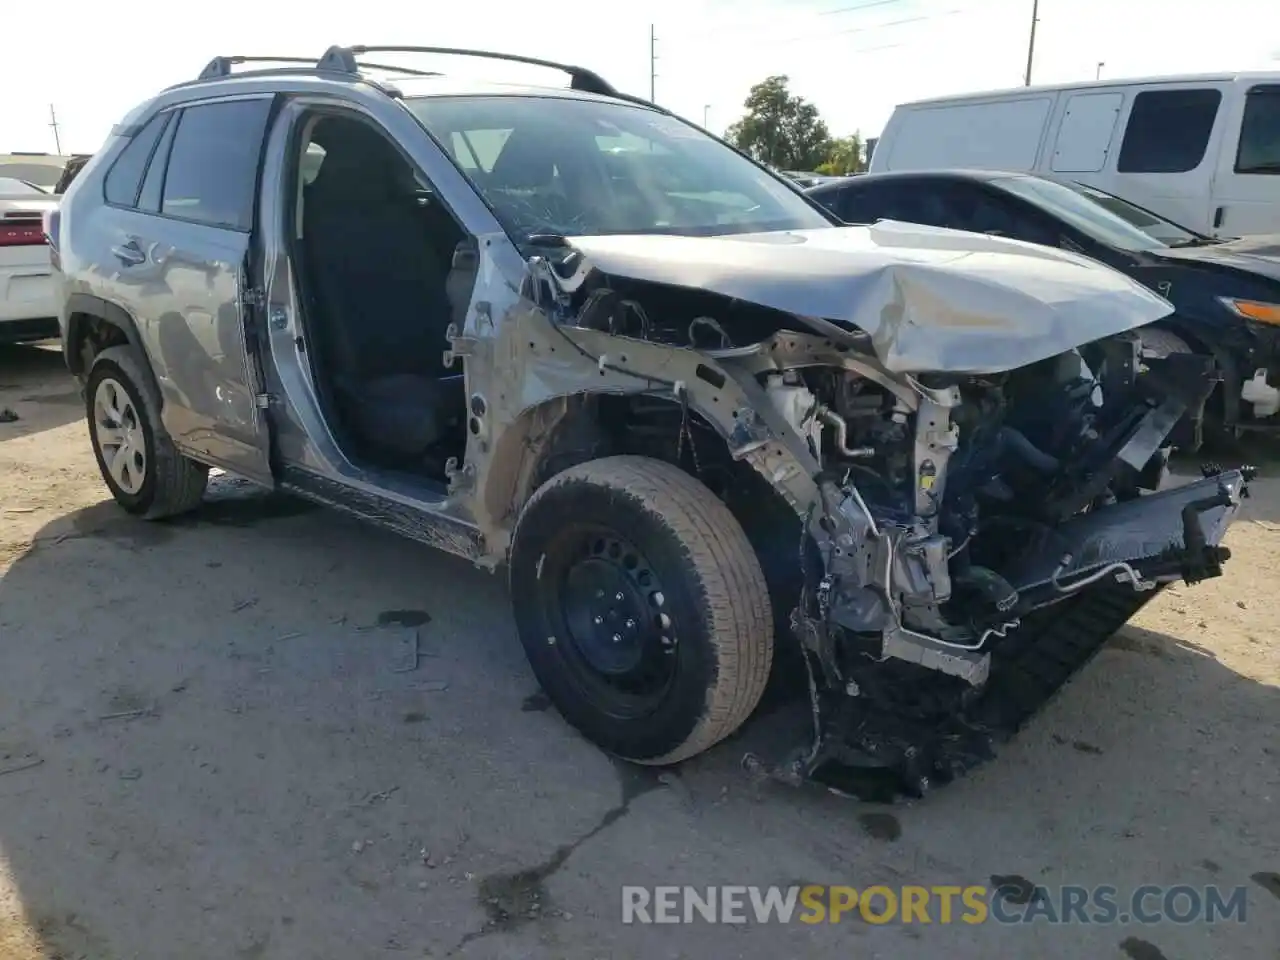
563, 221, 1174, 374
1151, 234, 1280, 283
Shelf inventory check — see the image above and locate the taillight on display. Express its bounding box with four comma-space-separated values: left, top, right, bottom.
0, 216, 46, 247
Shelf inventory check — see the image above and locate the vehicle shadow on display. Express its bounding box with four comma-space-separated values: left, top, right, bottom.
0, 343, 82, 443
0, 479, 1276, 960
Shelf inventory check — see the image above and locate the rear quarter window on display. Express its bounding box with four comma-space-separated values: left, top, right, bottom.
104, 113, 170, 207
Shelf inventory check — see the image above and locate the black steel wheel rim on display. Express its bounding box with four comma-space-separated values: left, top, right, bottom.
535, 524, 679, 720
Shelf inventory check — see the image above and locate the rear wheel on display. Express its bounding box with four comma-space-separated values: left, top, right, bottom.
86, 346, 208, 518
509, 456, 773, 764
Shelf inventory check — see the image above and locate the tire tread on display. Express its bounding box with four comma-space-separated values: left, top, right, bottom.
522, 455, 773, 763
90, 346, 208, 519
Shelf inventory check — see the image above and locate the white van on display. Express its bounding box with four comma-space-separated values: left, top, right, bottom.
870, 73, 1280, 238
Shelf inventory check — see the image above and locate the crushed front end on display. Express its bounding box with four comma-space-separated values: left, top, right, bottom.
526, 225, 1249, 797
737, 331, 1248, 796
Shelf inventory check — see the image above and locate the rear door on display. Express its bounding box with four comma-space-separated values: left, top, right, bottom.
103, 96, 276, 482
1211, 82, 1280, 237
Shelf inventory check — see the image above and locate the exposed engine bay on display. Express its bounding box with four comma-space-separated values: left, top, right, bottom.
522, 227, 1250, 797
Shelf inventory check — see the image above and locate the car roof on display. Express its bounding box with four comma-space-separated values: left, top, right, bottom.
170, 71, 642, 106
896, 70, 1280, 108
805, 169, 1027, 193
159, 47, 657, 112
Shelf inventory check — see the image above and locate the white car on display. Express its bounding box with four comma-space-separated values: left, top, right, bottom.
0, 177, 59, 344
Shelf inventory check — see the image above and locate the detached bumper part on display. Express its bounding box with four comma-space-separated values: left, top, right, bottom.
1007, 468, 1246, 597
753, 467, 1248, 800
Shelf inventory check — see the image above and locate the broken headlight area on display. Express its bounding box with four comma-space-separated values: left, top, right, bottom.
745, 331, 1247, 797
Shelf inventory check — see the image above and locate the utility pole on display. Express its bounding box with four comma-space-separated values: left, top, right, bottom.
1023, 0, 1039, 86
649, 24, 658, 102
703, 104, 711, 127
48, 104, 63, 155
1096, 61, 1105, 80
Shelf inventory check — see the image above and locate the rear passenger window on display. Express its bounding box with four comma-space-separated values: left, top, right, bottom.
834, 188, 882, 223
104, 113, 170, 207
843, 183, 915, 224
161, 99, 273, 230
1117, 89, 1221, 174
1235, 85, 1280, 174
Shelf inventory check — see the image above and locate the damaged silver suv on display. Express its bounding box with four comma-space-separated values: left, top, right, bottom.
48, 46, 1249, 796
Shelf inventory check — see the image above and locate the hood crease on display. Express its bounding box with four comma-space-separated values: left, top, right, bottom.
561, 221, 1174, 374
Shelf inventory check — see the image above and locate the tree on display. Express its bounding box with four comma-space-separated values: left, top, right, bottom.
816, 134, 864, 176
726, 75, 831, 171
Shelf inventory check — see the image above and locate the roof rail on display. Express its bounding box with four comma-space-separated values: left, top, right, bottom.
317, 45, 620, 97
196, 54, 443, 82
198, 56, 316, 80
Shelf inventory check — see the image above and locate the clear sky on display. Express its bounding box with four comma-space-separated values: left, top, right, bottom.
3, 0, 1279, 155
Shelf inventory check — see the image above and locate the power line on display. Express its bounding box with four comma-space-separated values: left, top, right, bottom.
818, 0, 912, 17
802, 6, 967, 43
687, 5, 974, 52
660, 2, 981, 54
660, 0, 914, 43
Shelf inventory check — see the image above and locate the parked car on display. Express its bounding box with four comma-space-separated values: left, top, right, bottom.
0, 153, 74, 191
779, 170, 839, 188
1, 177, 60, 343
869, 73, 1280, 238
48, 46, 1246, 797
806, 169, 1280, 442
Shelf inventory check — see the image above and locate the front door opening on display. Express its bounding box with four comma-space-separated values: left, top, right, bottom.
290, 113, 477, 482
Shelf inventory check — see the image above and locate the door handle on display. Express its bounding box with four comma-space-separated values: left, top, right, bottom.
1213, 206, 1225, 229
110, 240, 146, 266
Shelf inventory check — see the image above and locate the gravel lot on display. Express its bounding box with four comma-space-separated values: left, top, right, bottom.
1, 342, 1277, 960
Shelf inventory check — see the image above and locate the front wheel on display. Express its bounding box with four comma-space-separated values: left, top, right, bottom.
509, 456, 774, 765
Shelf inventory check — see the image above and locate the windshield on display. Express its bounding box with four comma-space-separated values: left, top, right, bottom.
991, 175, 1201, 251
0, 177, 44, 196
405, 95, 831, 243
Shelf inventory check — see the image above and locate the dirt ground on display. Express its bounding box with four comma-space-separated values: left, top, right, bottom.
1, 342, 1277, 960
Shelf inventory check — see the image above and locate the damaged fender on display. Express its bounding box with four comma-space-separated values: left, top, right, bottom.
455, 253, 832, 563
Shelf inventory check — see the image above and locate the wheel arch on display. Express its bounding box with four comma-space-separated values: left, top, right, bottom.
482, 389, 802, 534
1145, 316, 1241, 426
481, 389, 807, 642
64, 294, 164, 401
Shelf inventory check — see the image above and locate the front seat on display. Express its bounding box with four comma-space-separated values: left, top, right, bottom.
302, 118, 455, 461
